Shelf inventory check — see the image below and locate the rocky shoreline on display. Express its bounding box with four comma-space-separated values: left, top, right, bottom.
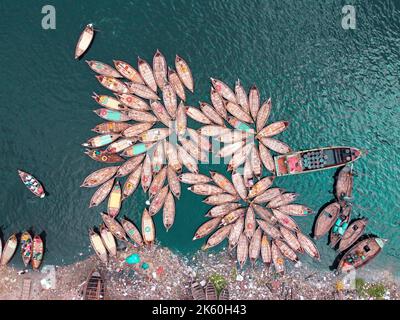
0, 244, 398, 300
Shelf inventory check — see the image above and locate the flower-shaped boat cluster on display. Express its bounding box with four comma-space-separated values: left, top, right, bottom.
81, 50, 209, 235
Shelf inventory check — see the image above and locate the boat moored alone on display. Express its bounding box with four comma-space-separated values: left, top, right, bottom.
0, 234, 18, 266
338, 237, 386, 273
32, 235, 44, 270
274, 146, 362, 177
18, 170, 46, 198
75, 24, 94, 59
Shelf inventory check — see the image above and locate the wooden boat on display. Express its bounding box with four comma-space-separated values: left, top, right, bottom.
0, 234, 18, 266
253, 188, 283, 204
234, 80, 250, 114
21, 232, 33, 267
256, 98, 272, 132
188, 184, 225, 196
200, 102, 225, 127
186, 107, 212, 125
257, 220, 282, 240
83, 269, 106, 300
122, 165, 142, 199
107, 182, 122, 218
297, 232, 320, 260
101, 213, 127, 241
247, 176, 275, 199
248, 85, 260, 120
244, 206, 256, 239
211, 78, 236, 103
113, 60, 144, 84
271, 241, 285, 275
338, 237, 387, 273
226, 116, 253, 133
228, 216, 244, 250
153, 50, 168, 90
329, 203, 352, 248
89, 179, 115, 208
275, 146, 362, 177
137, 57, 158, 92
126, 83, 159, 100
140, 128, 170, 143
89, 229, 108, 264
162, 84, 177, 118
96, 76, 128, 94
275, 239, 298, 262
227, 144, 253, 171
219, 287, 229, 300
18, 170, 45, 198
167, 167, 181, 199
260, 234, 272, 267
204, 193, 239, 206
84, 149, 124, 164
249, 227, 262, 264
338, 218, 369, 253
225, 102, 253, 123
335, 166, 354, 200
206, 203, 241, 218
179, 137, 208, 163
123, 122, 154, 138
169, 68, 186, 101
121, 218, 143, 246
252, 204, 277, 224
94, 108, 130, 122
86, 60, 121, 78
202, 225, 232, 250
92, 93, 128, 112
106, 138, 136, 154
149, 185, 169, 216
280, 227, 304, 253
257, 121, 289, 138
99, 224, 117, 257
150, 100, 172, 127
251, 145, 262, 178
92, 122, 130, 134
142, 209, 155, 245
163, 191, 176, 231
32, 235, 44, 270
260, 137, 291, 154
220, 208, 246, 226
82, 133, 121, 148
117, 94, 150, 111
81, 166, 119, 188
271, 209, 300, 232
129, 109, 159, 123
236, 233, 248, 268
276, 204, 313, 217
149, 167, 167, 199
116, 154, 145, 178
179, 173, 212, 185
193, 217, 222, 240
313, 202, 341, 239
259, 143, 275, 173
175, 55, 194, 93
191, 281, 206, 300
176, 102, 187, 136
141, 154, 153, 192
164, 141, 182, 173
75, 24, 94, 59
205, 282, 218, 300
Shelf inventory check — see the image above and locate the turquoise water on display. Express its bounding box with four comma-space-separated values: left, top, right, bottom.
0, 0, 399, 276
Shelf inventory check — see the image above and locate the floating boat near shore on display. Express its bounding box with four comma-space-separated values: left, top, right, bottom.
237, 233, 248, 268
89, 178, 114, 208
86, 61, 121, 78
0, 234, 18, 266
113, 60, 144, 84
193, 217, 221, 240
338, 237, 386, 273
330, 203, 352, 248
81, 166, 119, 188
175, 55, 194, 93
163, 191, 176, 231
274, 146, 362, 177
18, 170, 46, 198
83, 269, 106, 300
107, 182, 122, 218
297, 232, 320, 260
142, 209, 155, 245
89, 229, 108, 264
122, 165, 142, 199
121, 219, 143, 247
75, 24, 94, 59
260, 234, 272, 267
313, 202, 341, 239
271, 241, 285, 275
202, 225, 232, 250
31, 235, 44, 270
338, 218, 368, 253
100, 224, 117, 257
21, 232, 33, 267
101, 213, 127, 241
335, 166, 354, 201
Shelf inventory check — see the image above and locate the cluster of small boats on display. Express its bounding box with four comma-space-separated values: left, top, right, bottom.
81, 48, 201, 234
0, 232, 44, 270
313, 165, 386, 273
185, 170, 319, 274
88, 210, 155, 263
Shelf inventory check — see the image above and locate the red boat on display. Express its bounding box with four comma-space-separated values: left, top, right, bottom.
18, 170, 45, 198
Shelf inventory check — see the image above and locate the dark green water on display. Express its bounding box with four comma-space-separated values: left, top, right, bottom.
1, 0, 399, 275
